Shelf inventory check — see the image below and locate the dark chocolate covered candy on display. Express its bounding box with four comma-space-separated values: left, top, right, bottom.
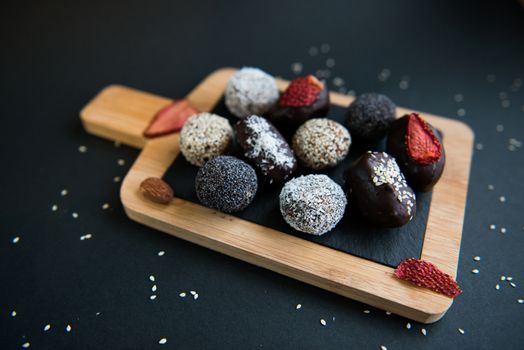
386, 113, 445, 192
345, 151, 416, 227
345, 93, 396, 142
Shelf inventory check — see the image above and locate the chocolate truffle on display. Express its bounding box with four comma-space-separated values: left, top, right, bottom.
179, 113, 233, 167
267, 75, 330, 135
345, 93, 396, 142
195, 156, 258, 213
235, 115, 297, 185
387, 113, 445, 192
225, 67, 279, 118
292, 118, 351, 170
345, 151, 416, 227
280, 175, 347, 235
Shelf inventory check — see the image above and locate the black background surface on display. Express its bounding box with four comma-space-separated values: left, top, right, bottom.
1, 0, 524, 349
166, 100, 432, 268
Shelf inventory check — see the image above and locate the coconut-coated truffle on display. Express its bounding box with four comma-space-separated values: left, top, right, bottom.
345, 93, 396, 142
292, 118, 351, 170
280, 175, 347, 235
225, 67, 279, 118
179, 113, 233, 167
195, 156, 258, 213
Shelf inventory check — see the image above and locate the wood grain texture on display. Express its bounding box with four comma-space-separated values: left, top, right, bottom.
80, 68, 474, 323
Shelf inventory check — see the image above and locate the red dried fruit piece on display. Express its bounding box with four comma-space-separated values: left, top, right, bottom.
395, 258, 462, 298
405, 113, 442, 165
144, 99, 199, 138
279, 75, 324, 107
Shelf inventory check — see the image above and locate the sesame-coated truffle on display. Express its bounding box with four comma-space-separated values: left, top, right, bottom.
225, 67, 279, 118
236, 115, 297, 185
280, 175, 347, 235
195, 156, 258, 213
179, 113, 233, 167
345, 93, 396, 142
292, 118, 351, 170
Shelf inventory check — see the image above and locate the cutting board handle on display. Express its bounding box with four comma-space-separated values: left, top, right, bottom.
80, 68, 237, 149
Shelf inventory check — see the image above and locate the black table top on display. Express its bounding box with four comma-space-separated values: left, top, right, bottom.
1, 0, 523, 349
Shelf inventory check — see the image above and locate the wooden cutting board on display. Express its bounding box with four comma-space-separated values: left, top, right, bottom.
80, 68, 474, 323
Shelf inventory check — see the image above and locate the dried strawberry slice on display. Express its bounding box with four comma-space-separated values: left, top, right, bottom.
144, 99, 199, 138
395, 258, 462, 298
405, 113, 442, 165
279, 75, 324, 107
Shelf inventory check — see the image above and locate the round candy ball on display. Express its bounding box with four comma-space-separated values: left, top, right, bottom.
279, 174, 347, 235
195, 156, 258, 213
180, 113, 233, 167
225, 67, 279, 118
292, 118, 351, 170
345, 93, 396, 142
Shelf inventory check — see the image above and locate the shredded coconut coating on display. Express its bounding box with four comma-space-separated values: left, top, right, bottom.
368, 151, 416, 217
180, 113, 233, 167
292, 118, 351, 170
225, 67, 279, 118
195, 156, 258, 213
280, 175, 347, 235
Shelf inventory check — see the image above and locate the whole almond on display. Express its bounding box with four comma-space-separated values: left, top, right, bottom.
139, 177, 174, 204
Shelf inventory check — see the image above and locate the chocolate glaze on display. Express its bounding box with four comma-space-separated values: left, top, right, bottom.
266, 82, 330, 138
235, 115, 298, 185
386, 115, 446, 192
345, 151, 416, 228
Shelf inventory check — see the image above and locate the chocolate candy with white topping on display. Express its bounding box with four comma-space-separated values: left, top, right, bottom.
195, 156, 258, 213
386, 113, 445, 192
235, 115, 297, 185
267, 75, 330, 136
345, 151, 416, 227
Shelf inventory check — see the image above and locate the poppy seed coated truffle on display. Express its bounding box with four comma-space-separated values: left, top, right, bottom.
345, 93, 396, 142
279, 174, 347, 235
195, 156, 258, 213
225, 67, 279, 118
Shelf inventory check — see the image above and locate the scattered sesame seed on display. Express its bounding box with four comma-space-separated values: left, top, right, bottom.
308, 47, 318, 56
499, 196, 506, 203
179, 292, 186, 298
296, 304, 302, 310
488, 184, 495, 190
320, 319, 327, 326
363, 310, 370, 314
150, 295, 157, 300
501, 100, 511, 108
96, 312, 101, 316
158, 251, 165, 257
399, 80, 409, 90
149, 275, 155, 282
61, 189, 68, 196
500, 227, 507, 233
518, 299, 523, 304
386, 311, 391, 315
72, 212, 79, 219
117, 159, 125, 166
320, 43, 330, 53
152, 285, 157, 292
194, 294, 199, 300
22, 342, 30, 348
113, 176, 121, 183
79, 234, 92, 241
421, 328, 427, 336
495, 284, 500, 290
454, 94, 464, 102
333, 77, 345, 87
457, 108, 466, 117
510, 282, 516, 288
190, 291, 196, 296
326, 58, 336, 68
507, 276, 513, 281
44, 324, 51, 331
406, 323, 411, 330
12, 236, 20, 244
381, 346, 387, 350
102, 203, 110, 210
52, 204, 58, 211
472, 269, 479, 274
490, 224, 496, 230
476, 143, 484, 151
347, 89, 356, 96
159, 338, 167, 345
78, 145, 87, 153
501, 276, 507, 281
11, 310, 17, 317
487, 74, 496, 82
378, 68, 391, 82
66, 324, 72, 332
473, 256, 481, 261
458, 328, 465, 334
290, 62, 303, 75
496, 124, 504, 132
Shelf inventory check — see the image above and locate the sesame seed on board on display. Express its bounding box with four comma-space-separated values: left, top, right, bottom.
60, 189, 68, 196
44, 324, 51, 331
66, 324, 72, 332
12, 236, 20, 244
22, 342, 30, 348
11, 310, 16, 317
421, 328, 427, 336
320, 319, 327, 326
458, 328, 465, 335
157, 251, 165, 256
296, 304, 302, 310
179, 292, 186, 298
159, 338, 167, 345
52, 204, 58, 211
78, 145, 87, 153
406, 323, 411, 330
